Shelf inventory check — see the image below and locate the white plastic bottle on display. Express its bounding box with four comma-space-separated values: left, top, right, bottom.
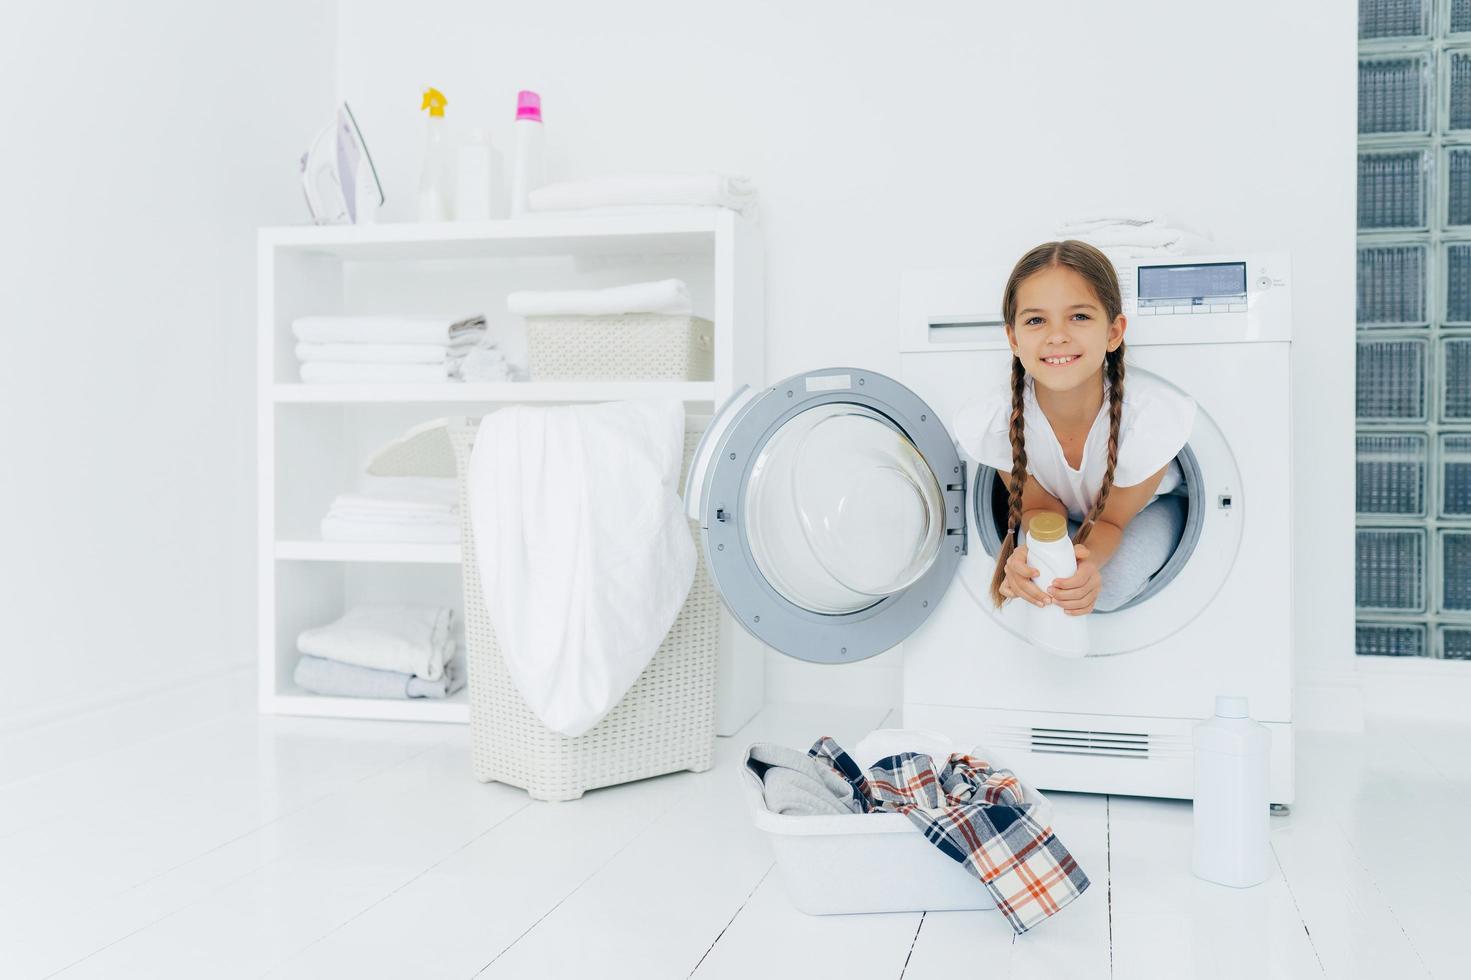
456, 127, 498, 221
1192, 695, 1271, 888
418, 87, 454, 222
1020, 513, 1090, 657
509, 90, 543, 217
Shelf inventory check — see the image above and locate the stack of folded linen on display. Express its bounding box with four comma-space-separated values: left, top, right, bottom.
291, 314, 487, 383
320, 475, 460, 543
459, 343, 530, 383
527, 174, 758, 219
506, 278, 693, 317
1054, 211, 1213, 265
294, 603, 465, 700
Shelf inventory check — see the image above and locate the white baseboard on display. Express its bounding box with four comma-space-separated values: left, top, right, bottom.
1355, 656, 1471, 724
1294, 669, 1367, 732
1, 657, 254, 735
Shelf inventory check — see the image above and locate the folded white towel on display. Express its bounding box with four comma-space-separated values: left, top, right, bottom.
528, 175, 757, 218
1058, 210, 1177, 232
300, 363, 454, 384
295, 341, 476, 365
294, 652, 466, 700
506, 279, 693, 318
320, 516, 461, 543
354, 476, 459, 509
521, 204, 732, 219
319, 476, 460, 542
291, 315, 487, 345
467, 400, 694, 737
1067, 225, 1211, 251
325, 502, 457, 523
297, 604, 455, 680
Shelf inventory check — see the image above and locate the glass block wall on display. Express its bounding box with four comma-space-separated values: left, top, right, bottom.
1358, 0, 1471, 659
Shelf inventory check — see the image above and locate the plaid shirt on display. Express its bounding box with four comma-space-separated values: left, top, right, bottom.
806, 736, 1089, 935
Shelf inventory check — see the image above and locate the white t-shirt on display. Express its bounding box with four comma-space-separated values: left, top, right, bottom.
952, 370, 1197, 523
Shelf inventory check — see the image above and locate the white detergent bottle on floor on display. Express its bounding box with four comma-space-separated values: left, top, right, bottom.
509, 90, 543, 217
1021, 513, 1090, 658
1192, 695, 1271, 888
418, 87, 453, 222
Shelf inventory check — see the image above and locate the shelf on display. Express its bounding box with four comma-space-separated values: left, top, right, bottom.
259, 205, 763, 729
267, 686, 469, 724
271, 381, 718, 404
274, 540, 461, 564
259, 211, 726, 262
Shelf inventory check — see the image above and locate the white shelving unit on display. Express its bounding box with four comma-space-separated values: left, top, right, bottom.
257, 210, 766, 727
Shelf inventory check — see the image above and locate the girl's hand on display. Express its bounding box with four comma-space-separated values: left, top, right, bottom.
1047, 543, 1101, 616
999, 543, 1052, 607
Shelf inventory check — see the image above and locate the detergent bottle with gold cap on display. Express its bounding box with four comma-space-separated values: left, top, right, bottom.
418, 87, 453, 221
1020, 512, 1090, 658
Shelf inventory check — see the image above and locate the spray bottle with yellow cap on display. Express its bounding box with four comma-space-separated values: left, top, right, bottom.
418, 87, 453, 221
1018, 513, 1091, 657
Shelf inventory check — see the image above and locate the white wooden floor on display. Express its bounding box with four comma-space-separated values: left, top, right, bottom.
2, 671, 1467, 980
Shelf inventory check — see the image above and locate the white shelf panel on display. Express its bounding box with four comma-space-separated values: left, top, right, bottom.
258, 205, 762, 728
265, 687, 469, 724
274, 540, 461, 564
271, 381, 717, 404
259, 211, 723, 262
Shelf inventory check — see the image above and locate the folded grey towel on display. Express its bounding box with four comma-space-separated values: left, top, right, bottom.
293, 653, 466, 700
744, 742, 857, 815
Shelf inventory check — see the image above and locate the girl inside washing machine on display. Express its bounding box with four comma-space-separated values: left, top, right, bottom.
954, 239, 1197, 617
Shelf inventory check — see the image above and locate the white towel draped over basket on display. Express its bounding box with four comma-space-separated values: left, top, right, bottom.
466, 400, 695, 738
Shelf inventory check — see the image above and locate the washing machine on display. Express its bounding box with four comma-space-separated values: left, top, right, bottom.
685, 252, 1294, 803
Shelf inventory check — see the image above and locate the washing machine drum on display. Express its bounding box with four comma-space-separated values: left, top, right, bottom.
685, 368, 966, 664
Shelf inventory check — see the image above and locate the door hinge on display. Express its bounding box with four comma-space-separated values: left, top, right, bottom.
945, 459, 968, 556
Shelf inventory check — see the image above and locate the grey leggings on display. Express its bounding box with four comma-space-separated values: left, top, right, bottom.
1065, 492, 1187, 613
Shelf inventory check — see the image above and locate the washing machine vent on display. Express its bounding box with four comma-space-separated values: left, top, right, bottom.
1028, 727, 1150, 758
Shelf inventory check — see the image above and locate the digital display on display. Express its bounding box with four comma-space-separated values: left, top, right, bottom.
1138, 262, 1247, 301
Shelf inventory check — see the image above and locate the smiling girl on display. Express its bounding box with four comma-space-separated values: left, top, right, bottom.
955, 240, 1197, 617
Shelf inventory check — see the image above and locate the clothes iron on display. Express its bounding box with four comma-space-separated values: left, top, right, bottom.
300, 103, 383, 225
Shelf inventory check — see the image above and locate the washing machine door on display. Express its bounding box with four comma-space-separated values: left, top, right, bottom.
684, 368, 966, 664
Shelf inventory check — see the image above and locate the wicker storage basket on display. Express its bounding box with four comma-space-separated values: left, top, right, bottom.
525, 313, 714, 381
448, 417, 717, 801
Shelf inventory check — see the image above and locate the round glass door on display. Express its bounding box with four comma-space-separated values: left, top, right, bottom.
745, 404, 945, 614
687, 368, 965, 665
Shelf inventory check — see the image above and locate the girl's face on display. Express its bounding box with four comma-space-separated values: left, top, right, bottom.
1006, 265, 1126, 393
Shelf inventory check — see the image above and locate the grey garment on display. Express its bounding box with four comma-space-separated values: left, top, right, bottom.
293, 654, 466, 700
744, 742, 858, 815
1068, 492, 1187, 613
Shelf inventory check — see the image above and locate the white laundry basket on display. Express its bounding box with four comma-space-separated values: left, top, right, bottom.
447, 416, 718, 802
739, 765, 1006, 915
525, 313, 714, 381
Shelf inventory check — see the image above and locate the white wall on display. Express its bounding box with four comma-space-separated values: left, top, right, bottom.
0, 1, 1353, 724
0, 1, 336, 725
336, 0, 1355, 711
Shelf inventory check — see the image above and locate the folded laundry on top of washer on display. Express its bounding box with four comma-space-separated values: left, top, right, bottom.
744, 736, 1089, 935
1053, 210, 1214, 265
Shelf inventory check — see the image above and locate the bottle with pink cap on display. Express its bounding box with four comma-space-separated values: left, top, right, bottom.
510, 90, 543, 217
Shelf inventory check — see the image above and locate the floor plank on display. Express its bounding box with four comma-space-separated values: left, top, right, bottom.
2, 715, 458, 978
473, 702, 890, 979
900, 791, 1111, 980
1293, 726, 1471, 979
1108, 795, 1324, 979
259, 761, 699, 979
5, 678, 1470, 980
688, 704, 928, 980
